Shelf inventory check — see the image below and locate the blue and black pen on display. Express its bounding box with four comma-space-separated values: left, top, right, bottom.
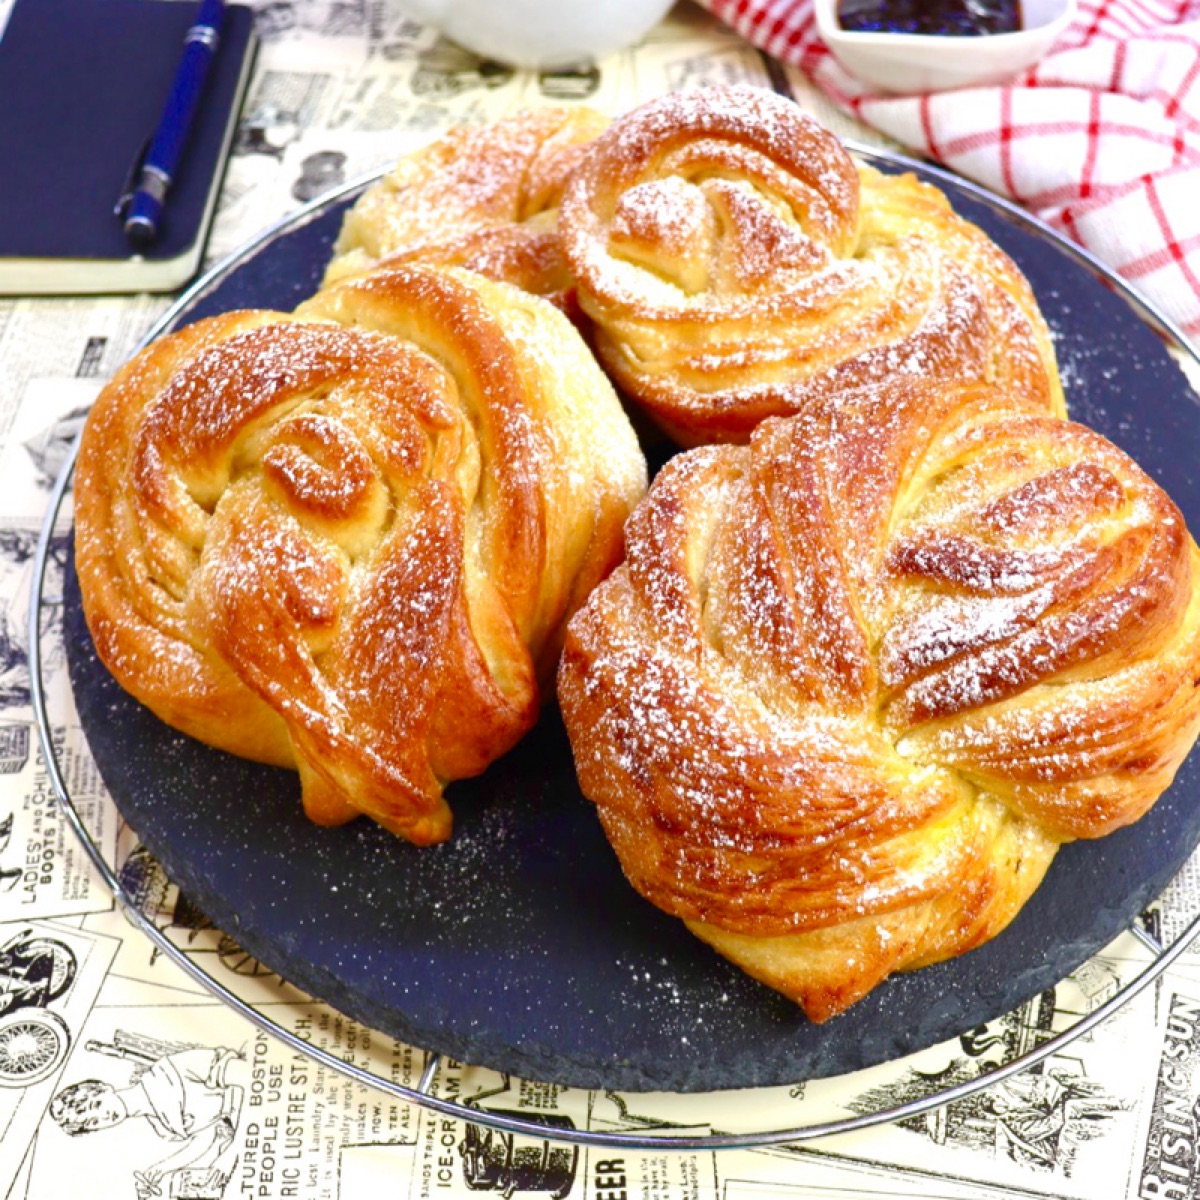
116, 0, 226, 246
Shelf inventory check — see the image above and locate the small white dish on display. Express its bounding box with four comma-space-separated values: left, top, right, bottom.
814, 0, 1076, 93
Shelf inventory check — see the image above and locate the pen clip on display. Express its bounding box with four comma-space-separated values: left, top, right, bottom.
113, 137, 150, 219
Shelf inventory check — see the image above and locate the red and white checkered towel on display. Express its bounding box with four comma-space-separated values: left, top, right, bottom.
699, 0, 1200, 342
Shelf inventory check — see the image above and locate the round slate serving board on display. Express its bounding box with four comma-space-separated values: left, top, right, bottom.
63, 149, 1200, 1093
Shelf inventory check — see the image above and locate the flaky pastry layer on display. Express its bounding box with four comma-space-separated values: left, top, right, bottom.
324, 107, 608, 307
559, 85, 1063, 445
76, 264, 646, 844
558, 377, 1200, 1019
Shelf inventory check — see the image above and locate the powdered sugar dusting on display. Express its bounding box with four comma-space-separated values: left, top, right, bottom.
558, 86, 1059, 443
559, 363, 1200, 1011
79, 264, 646, 845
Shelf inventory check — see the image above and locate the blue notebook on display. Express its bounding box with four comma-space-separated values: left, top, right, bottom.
0, 0, 257, 295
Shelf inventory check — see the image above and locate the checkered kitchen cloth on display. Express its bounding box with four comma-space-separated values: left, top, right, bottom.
698, 0, 1200, 343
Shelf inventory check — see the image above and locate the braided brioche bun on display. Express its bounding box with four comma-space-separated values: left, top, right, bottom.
559, 85, 1062, 445
76, 264, 646, 844
558, 376, 1200, 1018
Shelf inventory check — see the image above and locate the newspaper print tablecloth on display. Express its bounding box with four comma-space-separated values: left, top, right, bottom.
2, 2, 1199, 1199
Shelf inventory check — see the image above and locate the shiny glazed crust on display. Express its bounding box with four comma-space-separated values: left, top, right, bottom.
557, 376, 1200, 1019
75, 264, 646, 845
324, 107, 609, 304
559, 85, 1063, 445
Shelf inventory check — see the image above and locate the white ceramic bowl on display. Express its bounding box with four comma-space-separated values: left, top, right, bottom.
814, 0, 1076, 93
394, 0, 677, 69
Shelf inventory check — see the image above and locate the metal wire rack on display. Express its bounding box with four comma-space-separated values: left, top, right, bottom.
26, 147, 1200, 1151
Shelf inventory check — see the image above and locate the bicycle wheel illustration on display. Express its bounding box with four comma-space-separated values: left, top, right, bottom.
0, 1009, 71, 1087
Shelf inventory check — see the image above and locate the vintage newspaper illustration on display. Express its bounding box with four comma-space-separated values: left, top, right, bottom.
1, 1, 1199, 1198
0, 919, 118, 1197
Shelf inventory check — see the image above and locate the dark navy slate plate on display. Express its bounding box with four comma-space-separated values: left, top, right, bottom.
65, 151, 1200, 1093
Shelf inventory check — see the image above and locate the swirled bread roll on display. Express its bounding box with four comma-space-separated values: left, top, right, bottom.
558, 376, 1200, 1019
559, 86, 1063, 445
324, 107, 608, 306
76, 264, 647, 845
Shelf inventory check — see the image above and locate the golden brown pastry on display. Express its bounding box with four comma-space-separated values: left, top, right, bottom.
559, 85, 1063, 446
324, 106, 609, 306
75, 264, 646, 845
557, 376, 1200, 1020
